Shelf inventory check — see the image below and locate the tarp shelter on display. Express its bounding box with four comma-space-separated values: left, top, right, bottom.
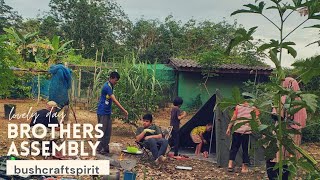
179, 90, 265, 167
179, 92, 217, 148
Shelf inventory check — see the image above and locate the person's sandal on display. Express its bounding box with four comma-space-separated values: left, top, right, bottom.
227, 167, 234, 172
241, 169, 249, 173
179, 154, 189, 158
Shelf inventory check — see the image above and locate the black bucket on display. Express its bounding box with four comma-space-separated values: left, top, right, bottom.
4, 104, 16, 119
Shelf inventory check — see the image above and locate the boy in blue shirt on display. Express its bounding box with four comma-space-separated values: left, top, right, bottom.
96, 71, 128, 155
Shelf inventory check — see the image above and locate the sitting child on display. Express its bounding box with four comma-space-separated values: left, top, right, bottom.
135, 114, 168, 163
190, 123, 213, 156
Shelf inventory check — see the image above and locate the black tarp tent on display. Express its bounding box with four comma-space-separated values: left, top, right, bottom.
179, 93, 217, 149
178, 90, 265, 167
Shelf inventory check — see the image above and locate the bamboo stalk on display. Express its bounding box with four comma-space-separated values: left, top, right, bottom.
100, 48, 104, 71
93, 49, 98, 83
78, 69, 81, 98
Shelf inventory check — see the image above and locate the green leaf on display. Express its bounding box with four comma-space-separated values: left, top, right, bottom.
25, 32, 38, 41
282, 138, 296, 155
300, 94, 318, 113
242, 92, 255, 99
247, 26, 258, 36
264, 138, 279, 160
231, 10, 259, 16
258, 40, 279, 52
13, 28, 25, 44
292, 0, 302, 7
294, 144, 318, 166
271, 0, 282, 4
266, 5, 279, 10
258, 124, 269, 131
282, 41, 296, 46
232, 87, 242, 104
231, 2, 265, 16
3, 27, 15, 35
288, 106, 304, 115
232, 121, 249, 133
269, 49, 285, 79
258, 1, 266, 12
286, 128, 301, 135
260, 100, 273, 107
305, 24, 320, 29
269, 49, 280, 67
299, 159, 316, 172
218, 101, 237, 111
58, 40, 73, 52
309, 14, 320, 20
225, 27, 257, 55
52, 35, 60, 50
285, 5, 296, 10
243, 4, 261, 12
292, 56, 320, 83
283, 45, 297, 58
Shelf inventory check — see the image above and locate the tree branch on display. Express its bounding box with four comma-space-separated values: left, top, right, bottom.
282, 18, 309, 41
262, 14, 281, 30
283, 10, 295, 22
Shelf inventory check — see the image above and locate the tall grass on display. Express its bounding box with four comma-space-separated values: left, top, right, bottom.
90, 55, 166, 125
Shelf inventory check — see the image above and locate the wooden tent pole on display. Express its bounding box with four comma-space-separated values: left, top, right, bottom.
209, 104, 216, 156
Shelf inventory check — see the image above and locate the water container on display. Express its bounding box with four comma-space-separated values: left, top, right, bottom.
123, 171, 136, 180
4, 104, 16, 119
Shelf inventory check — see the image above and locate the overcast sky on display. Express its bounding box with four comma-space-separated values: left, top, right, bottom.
5, 0, 320, 67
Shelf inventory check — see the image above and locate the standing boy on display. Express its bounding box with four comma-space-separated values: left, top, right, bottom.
169, 97, 187, 156
96, 71, 128, 155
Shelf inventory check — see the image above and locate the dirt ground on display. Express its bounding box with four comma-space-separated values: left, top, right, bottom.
0, 99, 319, 180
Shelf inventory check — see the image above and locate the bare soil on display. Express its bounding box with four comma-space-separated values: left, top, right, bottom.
0, 99, 319, 180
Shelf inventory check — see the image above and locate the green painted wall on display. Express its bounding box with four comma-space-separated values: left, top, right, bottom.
178, 72, 252, 110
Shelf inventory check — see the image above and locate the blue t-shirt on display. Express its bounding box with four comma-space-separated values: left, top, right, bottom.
97, 81, 113, 115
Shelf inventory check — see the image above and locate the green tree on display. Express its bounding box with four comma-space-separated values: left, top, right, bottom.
126, 19, 161, 62
39, 15, 62, 39
0, 35, 15, 97
0, 0, 22, 34
49, 0, 130, 59
20, 19, 41, 35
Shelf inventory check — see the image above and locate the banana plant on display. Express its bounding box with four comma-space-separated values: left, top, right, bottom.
31, 35, 74, 64
3, 27, 38, 61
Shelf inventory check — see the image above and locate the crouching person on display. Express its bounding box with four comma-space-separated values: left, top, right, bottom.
29, 101, 62, 157
136, 113, 168, 163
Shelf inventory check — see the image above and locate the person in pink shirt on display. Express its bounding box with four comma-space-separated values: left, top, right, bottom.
226, 100, 260, 173
266, 77, 307, 180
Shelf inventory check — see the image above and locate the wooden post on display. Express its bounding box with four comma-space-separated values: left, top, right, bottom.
78, 69, 81, 98
87, 86, 90, 110
93, 49, 98, 83
66, 62, 71, 123
72, 75, 75, 101
37, 73, 41, 104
